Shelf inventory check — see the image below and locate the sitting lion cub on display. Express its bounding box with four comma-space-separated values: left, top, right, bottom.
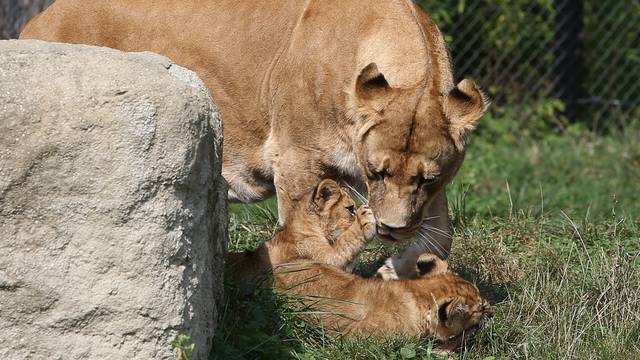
227, 179, 493, 343
227, 179, 377, 282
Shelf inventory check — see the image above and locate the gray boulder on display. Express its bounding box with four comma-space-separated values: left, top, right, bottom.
0, 40, 227, 360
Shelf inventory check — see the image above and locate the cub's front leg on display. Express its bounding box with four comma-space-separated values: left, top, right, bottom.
272, 150, 325, 226
327, 204, 376, 269
304, 189, 376, 269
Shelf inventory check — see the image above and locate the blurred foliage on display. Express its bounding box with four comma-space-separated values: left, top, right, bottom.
418, 0, 640, 128
450, 117, 640, 222
172, 335, 195, 360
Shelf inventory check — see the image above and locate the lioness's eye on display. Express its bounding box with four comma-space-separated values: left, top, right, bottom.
346, 205, 356, 216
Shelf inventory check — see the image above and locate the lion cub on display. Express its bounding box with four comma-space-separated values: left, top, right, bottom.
226, 179, 377, 282
227, 179, 493, 343
276, 254, 493, 345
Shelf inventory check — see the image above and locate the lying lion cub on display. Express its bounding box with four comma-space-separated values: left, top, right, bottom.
227, 179, 493, 344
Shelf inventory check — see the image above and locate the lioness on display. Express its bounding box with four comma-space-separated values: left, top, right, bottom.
227, 179, 493, 344
22, 0, 488, 278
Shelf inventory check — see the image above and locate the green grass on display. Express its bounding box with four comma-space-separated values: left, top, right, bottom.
212, 122, 640, 360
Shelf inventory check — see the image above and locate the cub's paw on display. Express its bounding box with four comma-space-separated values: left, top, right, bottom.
375, 258, 400, 281
377, 255, 422, 280
357, 205, 376, 241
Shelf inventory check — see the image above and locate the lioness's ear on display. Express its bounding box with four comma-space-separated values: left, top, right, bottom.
445, 79, 489, 150
356, 63, 391, 102
416, 253, 448, 277
313, 179, 342, 210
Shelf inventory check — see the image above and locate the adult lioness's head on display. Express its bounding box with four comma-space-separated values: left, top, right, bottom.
349, 62, 488, 240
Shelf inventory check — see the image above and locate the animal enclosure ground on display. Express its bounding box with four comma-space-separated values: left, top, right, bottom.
213, 120, 640, 360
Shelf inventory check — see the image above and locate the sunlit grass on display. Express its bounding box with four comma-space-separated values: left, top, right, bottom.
213, 124, 640, 360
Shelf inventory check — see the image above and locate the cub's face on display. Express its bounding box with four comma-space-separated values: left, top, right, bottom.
350, 63, 487, 240
306, 179, 375, 243
414, 255, 494, 346
431, 283, 493, 345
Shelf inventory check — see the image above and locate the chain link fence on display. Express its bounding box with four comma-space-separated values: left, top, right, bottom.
419, 0, 640, 130
3, 1, 638, 129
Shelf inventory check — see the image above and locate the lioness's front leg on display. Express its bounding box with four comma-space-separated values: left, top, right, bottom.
377, 191, 452, 280
272, 147, 328, 226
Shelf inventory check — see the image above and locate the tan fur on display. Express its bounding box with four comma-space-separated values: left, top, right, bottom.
22, 0, 488, 277
227, 180, 493, 341
226, 179, 376, 283
275, 261, 493, 341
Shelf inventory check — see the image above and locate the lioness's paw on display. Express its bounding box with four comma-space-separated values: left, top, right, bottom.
357, 205, 376, 240
375, 258, 400, 281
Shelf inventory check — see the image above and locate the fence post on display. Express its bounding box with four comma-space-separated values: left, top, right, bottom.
553, 0, 585, 122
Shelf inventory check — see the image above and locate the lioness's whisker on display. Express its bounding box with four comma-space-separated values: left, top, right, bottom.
344, 183, 368, 204
422, 229, 448, 254
417, 231, 447, 258
419, 228, 451, 241
416, 235, 444, 259
421, 215, 442, 221
425, 233, 448, 258
420, 223, 453, 239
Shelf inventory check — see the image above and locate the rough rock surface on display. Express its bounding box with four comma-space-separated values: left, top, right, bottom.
0, 40, 227, 360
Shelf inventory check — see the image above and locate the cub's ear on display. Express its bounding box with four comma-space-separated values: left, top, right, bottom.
445, 79, 489, 150
356, 62, 391, 102
437, 297, 469, 324
313, 179, 342, 210
416, 253, 448, 277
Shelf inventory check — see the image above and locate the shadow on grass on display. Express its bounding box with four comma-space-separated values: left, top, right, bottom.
451, 265, 511, 304
211, 279, 298, 360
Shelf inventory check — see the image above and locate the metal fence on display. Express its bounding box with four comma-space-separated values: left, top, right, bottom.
419, 0, 640, 129
3, 0, 638, 128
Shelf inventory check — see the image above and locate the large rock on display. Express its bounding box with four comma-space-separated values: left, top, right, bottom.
0, 40, 227, 360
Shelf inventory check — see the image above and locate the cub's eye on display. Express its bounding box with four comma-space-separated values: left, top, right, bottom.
346, 205, 356, 216
367, 163, 389, 181
419, 174, 440, 189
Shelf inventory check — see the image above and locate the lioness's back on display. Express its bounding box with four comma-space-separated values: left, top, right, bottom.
20, 0, 305, 160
